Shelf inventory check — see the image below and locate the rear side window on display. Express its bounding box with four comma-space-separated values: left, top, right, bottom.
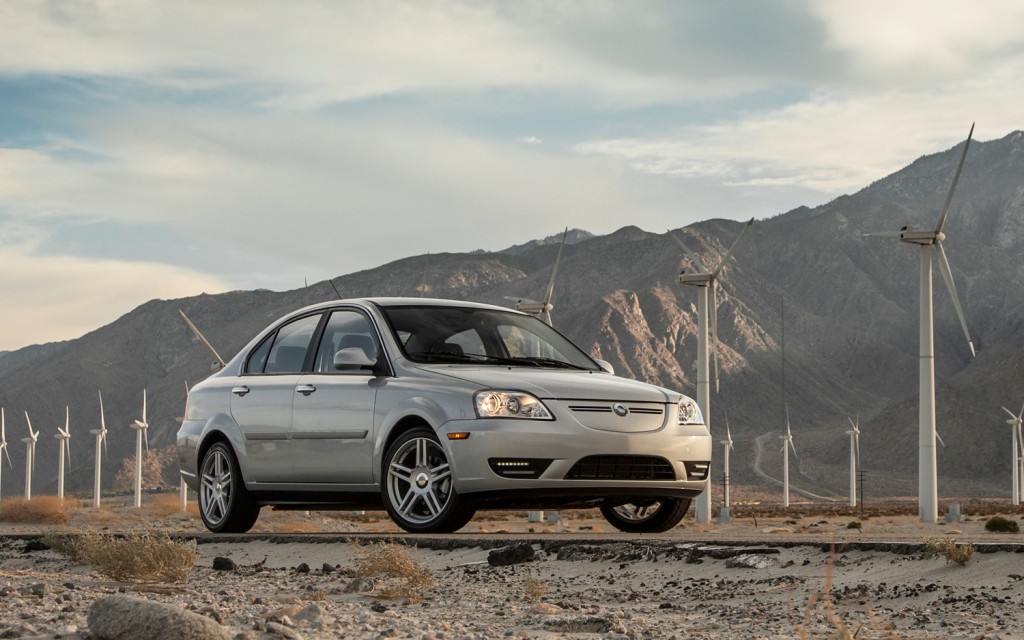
246, 314, 322, 374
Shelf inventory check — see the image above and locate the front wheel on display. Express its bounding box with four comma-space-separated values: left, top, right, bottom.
199, 441, 260, 533
382, 427, 475, 533
600, 498, 690, 533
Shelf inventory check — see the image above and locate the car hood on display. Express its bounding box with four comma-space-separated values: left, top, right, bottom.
419, 365, 677, 403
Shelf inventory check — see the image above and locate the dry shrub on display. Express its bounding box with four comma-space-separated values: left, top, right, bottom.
0, 496, 69, 524
113, 445, 179, 491
44, 532, 198, 583
985, 515, 1020, 533
352, 541, 432, 601
924, 537, 974, 566
144, 494, 199, 519
523, 574, 549, 601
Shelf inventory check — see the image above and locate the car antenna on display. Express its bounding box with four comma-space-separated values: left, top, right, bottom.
328, 277, 343, 300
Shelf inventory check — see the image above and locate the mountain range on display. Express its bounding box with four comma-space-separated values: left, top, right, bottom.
2, 130, 1023, 502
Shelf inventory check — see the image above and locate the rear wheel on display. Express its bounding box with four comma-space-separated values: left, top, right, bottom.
600, 498, 690, 533
199, 441, 260, 533
382, 427, 475, 533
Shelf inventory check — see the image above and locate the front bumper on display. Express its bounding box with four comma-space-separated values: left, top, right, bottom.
438, 417, 712, 498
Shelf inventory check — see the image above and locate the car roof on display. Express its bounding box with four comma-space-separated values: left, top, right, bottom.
291, 297, 524, 315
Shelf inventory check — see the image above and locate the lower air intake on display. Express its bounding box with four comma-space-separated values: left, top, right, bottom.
565, 455, 676, 481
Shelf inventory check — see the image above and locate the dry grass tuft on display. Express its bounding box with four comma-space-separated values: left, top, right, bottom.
924, 537, 974, 566
523, 574, 549, 601
144, 494, 199, 518
44, 531, 198, 583
0, 496, 70, 524
352, 541, 432, 601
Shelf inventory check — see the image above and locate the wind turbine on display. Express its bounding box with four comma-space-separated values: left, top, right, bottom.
507, 227, 568, 326
179, 310, 226, 371
89, 391, 109, 508
672, 217, 754, 523
0, 409, 13, 501
720, 413, 735, 510
846, 417, 861, 507
780, 406, 797, 508
864, 124, 976, 523
54, 406, 71, 501
22, 411, 38, 500
1002, 404, 1024, 506
131, 389, 150, 508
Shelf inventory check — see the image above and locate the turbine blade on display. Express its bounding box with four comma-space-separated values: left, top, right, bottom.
142, 389, 147, 425
790, 439, 798, 458
936, 431, 946, 447
862, 231, 903, 238
179, 310, 227, 368
725, 410, 732, 441
143, 428, 149, 452
1005, 406, 1019, 421
855, 433, 860, 461
99, 390, 106, 431
1, 407, 5, 441
711, 217, 754, 278
667, 228, 709, 274
2, 444, 11, 469
934, 243, 975, 357
785, 404, 791, 433
544, 309, 553, 326
102, 431, 108, 456
1019, 401, 1024, 421
710, 283, 721, 394
65, 406, 70, 434
543, 227, 568, 309
935, 123, 975, 234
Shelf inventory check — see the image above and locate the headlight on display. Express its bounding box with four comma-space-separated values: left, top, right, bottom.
677, 397, 704, 425
474, 390, 553, 420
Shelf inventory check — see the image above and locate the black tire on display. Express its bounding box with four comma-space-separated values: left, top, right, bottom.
381, 427, 475, 533
600, 498, 690, 533
198, 441, 260, 533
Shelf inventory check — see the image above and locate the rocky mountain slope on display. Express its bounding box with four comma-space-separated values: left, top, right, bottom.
2, 131, 1023, 499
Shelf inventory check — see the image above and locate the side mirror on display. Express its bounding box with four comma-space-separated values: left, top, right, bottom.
333, 347, 377, 372
594, 359, 614, 375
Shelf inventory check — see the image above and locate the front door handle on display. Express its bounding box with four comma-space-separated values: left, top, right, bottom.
296, 384, 317, 396
231, 386, 250, 397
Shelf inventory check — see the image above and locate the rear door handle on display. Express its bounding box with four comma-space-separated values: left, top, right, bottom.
231, 386, 250, 397
296, 384, 317, 396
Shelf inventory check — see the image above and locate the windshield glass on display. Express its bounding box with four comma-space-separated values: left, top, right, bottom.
379, 305, 600, 370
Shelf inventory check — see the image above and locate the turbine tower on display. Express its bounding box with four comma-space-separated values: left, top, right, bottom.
54, 406, 71, 501
1002, 404, 1024, 506
780, 407, 797, 508
507, 227, 568, 326
720, 414, 734, 510
865, 124, 976, 523
131, 389, 150, 508
0, 409, 13, 501
846, 417, 861, 507
22, 411, 38, 500
672, 217, 754, 523
89, 390, 109, 508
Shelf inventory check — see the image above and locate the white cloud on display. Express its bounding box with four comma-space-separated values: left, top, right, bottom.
0, 246, 229, 351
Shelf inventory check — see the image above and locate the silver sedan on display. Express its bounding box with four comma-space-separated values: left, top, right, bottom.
177, 298, 712, 533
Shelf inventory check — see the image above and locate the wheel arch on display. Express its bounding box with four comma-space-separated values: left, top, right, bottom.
196, 414, 247, 481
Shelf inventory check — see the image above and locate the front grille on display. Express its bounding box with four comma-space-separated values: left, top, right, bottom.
564, 455, 676, 481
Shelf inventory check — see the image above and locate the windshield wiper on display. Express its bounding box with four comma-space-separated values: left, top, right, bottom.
408, 351, 517, 365
508, 356, 591, 370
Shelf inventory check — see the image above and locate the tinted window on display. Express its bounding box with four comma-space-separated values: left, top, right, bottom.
263, 314, 321, 374
314, 310, 378, 373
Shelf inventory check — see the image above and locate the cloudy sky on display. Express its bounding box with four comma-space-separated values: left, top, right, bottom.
2, 1, 1023, 351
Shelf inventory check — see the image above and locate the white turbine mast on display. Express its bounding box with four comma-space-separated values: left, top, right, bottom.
22, 411, 38, 500
720, 412, 735, 509
0, 408, 13, 501
779, 406, 798, 508
54, 406, 72, 501
864, 123, 976, 523
89, 390, 109, 508
846, 416, 861, 507
507, 227, 568, 326
672, 217, 754, 524
179, 310, 226, 371
131, 389, 150, 508
1002, 403, 1024, 506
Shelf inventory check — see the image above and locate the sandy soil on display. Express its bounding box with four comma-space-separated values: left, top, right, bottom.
2, 494, 1024, 638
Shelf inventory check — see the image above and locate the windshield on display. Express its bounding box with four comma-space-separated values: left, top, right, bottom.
379, 305, 600, 371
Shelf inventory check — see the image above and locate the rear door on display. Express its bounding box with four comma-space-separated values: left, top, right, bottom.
229, 312, 322, 482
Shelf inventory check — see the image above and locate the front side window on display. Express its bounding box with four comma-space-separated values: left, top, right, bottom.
314, 309, 379, 373
257, 314, 322, 374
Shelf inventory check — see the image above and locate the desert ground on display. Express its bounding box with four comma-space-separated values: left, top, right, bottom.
2, 491, 1024, 639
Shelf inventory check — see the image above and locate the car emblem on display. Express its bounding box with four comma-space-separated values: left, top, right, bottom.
612, 403, 629, 417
